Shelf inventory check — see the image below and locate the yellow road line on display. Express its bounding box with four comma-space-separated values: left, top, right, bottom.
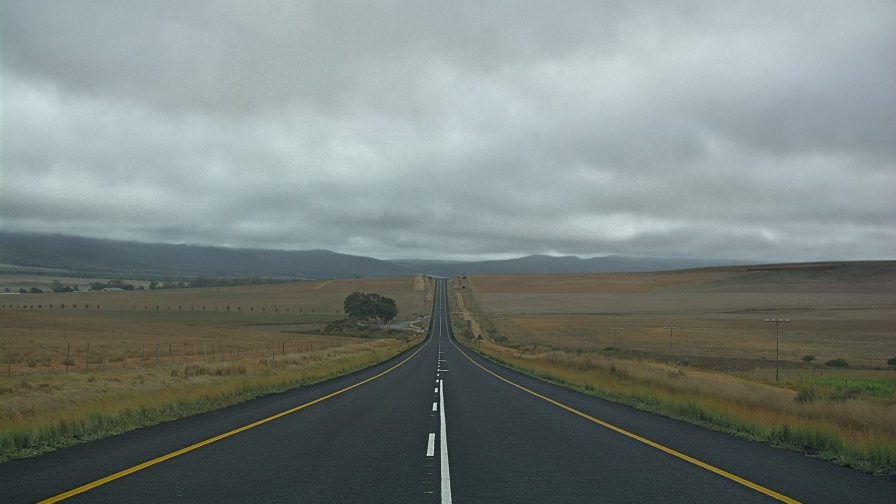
40, 339, 431, 503
451, 339, 800, 504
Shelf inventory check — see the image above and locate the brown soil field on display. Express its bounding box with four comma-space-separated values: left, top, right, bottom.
467, 262, 896, 370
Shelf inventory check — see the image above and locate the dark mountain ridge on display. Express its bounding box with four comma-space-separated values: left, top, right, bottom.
0, 232, 411, 279
1, 231, 741, 279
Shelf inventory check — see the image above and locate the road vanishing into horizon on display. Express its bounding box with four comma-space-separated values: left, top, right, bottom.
2, 279, 893, 502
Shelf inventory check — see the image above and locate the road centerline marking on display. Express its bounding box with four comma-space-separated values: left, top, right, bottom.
451, 339, 799, 504
439, 378, 452, 503
39, 339, 432, 504
426, 433, 436, 457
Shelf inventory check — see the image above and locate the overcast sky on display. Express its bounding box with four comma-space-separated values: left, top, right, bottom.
2, 1, 894, 262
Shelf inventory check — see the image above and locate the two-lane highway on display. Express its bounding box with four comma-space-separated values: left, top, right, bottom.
2, 279, 893, 502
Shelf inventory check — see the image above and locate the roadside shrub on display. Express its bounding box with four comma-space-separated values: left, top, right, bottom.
825, 358, 849, 368
794, 387, 817, 403
887, 357, 896, 366
802, 355, 816, 363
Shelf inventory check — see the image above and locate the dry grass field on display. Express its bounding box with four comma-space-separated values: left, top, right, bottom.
449, 263, 896, 475
464, 263, 896, 371
0, 274, 431, 461
0, 275, 431, 375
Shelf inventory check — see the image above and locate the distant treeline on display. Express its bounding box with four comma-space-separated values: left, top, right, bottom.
12, 275, 301, 294
149, 275, 298, 290
88, 279, 136, 291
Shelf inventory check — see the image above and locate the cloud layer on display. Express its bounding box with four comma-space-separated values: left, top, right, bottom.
3, 1, 894, 261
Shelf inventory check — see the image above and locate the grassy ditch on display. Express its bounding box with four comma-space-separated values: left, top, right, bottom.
0, 338, 420, 462
462, 340, 896, 479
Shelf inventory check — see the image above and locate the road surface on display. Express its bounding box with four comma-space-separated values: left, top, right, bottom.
2, 279, 893, 502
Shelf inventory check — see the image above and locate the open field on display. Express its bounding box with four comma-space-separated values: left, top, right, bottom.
0, 274, 432, 461
463, 262, 896, 370
461, 337, 896, 476
449, 263, 896, 476
1, 275, 431, 375
1, 275, 430, 320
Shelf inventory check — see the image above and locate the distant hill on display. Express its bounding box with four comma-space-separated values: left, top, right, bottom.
0, 231, 740, 279
0, 232, 412, 279
391, 255, 736, 276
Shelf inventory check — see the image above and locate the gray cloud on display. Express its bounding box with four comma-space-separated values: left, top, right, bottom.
2, 1, 894, 262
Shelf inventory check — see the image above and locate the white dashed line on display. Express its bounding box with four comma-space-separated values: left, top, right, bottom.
439, 378, 452, 503
426, 433, 435, 457
432, 402, 438, 412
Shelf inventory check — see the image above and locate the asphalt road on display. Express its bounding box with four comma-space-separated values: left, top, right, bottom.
2, 279, 893, 502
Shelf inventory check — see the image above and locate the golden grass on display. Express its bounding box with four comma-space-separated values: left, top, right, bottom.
0, 275, 432, 461
0, 310, 369, 375
491, 316, 896, 369
0, 275, 427, 322
461, 262, 896, 369
449, 266, 896, 475
470, 341, 896, 472
468, 268, 747, 293
0, 337, 419, 462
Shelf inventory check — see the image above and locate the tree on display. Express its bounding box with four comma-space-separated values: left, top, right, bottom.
801, 355, 816, 363
825, 358, 849, 368
375, 299, 398, 323
343, 292, 399, 324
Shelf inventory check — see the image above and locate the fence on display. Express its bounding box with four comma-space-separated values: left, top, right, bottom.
3, 338, 350, 378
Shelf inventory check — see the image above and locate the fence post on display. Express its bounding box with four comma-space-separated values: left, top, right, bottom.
7, 343, 11, 377
103, 345, 107, 370
141, 344, 145, 367
86, 342, 91, 372
203, 344, 208, 362
65, 342, 70, 373
156, 344, 160, 366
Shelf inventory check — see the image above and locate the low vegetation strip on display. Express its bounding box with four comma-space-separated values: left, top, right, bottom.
462, 341, 896, 478
0, 338, 420, 462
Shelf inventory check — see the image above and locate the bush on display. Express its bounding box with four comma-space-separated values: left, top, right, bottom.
887, 357, 896, 366
794, 387, 817, 403
801, 355, 816, 363
825, 358, 849, 368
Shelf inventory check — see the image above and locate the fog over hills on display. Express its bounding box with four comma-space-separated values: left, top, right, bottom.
1, 232, 742, 279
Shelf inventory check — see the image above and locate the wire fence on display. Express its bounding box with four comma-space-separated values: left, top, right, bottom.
2, 338, 352, 377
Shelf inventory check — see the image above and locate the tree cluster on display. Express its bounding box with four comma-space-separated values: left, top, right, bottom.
89, 279, 136, 291
343, 292, 399, 324
149, 275, 296, 289
50, 280, 80, 292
